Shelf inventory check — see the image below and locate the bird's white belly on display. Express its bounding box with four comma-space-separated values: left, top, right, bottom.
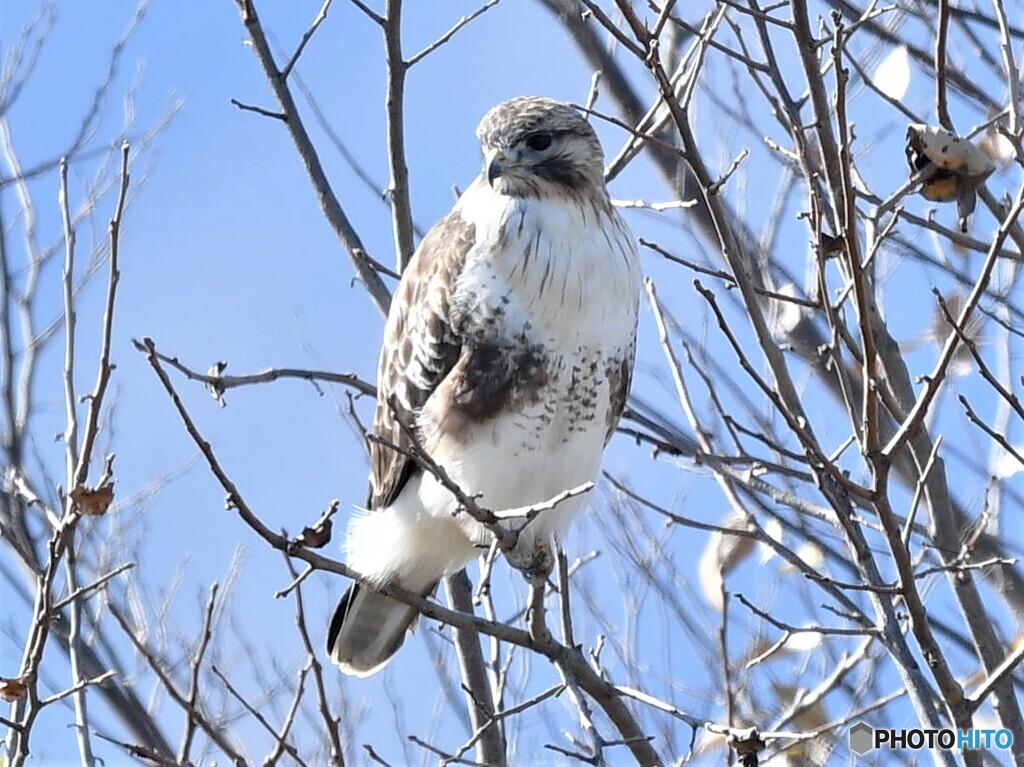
419, 351, 614, 548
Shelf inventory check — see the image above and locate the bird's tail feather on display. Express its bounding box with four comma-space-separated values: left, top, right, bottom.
327, 582, 436, 677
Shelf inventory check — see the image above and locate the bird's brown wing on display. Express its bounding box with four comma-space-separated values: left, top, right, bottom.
604, 334, 636, 446
367, 207, 475, 510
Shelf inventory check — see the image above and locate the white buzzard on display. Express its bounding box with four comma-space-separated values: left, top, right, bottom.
328, 97, 640, 676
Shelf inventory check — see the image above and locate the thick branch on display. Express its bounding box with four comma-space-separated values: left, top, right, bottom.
231, 0, 392, 316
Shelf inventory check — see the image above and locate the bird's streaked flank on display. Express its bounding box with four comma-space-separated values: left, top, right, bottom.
327, 97, 640, 677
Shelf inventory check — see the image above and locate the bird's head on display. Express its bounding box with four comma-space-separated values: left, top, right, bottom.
476, 97, 605, 199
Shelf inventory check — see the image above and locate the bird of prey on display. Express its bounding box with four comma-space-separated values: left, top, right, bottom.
327, 97, 640, 677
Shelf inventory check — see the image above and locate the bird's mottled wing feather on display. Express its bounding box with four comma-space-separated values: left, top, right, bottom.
368, 210, 474, 510
605, 336, 635, 446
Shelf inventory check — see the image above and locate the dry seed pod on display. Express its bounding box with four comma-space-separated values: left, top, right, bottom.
905, 124, 995, 232
0, 676, 28, 701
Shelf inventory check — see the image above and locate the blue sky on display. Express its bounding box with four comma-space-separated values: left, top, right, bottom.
3, 1, 1024, 765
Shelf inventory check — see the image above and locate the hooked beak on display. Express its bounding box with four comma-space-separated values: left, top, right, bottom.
485, 148, 506, 187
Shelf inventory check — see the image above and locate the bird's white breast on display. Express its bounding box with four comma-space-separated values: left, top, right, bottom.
454, 181, 638, 349
415, 181, 641, 548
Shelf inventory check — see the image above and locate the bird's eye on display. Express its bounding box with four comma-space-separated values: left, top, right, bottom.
526, 133, 553, 151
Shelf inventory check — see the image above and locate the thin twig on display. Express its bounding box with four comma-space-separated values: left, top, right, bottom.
968, 636, 1024, 713
382, 0, 414, 272
281, 555, 345, 766
885, 182, 1024, 457
231, 0, 392, 315
130, 339, 376, 398
406, 1, 501, 67
229, 98, 287, 121
282, 0, 333, 79
52, 562, 135, 611
178, 583, 219, 764
935, 0, 953, 130
444, 571, 507, 767
107, 601, 248, 766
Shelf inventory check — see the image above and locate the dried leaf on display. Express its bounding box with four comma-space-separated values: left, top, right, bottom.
0, 676, 28, 701
206, 360, 228, 407
770, 684, 832, 762
293, 500, 338, 549
979, 115, 1017, 167
70, 484, 114, 516
818, 232, 845, 258
759, 517, 784, 564
296, 517, 333, 548
956, 184, 980, 233
931, 291, 983, 376
798, 541, 824, 568
699, 513, 755, 610
873, 45, 911, 100
780, 541, 824, 573
769, 283, 806, 339
906, 124, 995, 232
993, 445, 1024, 479
730, 728, 766, 760
906, 124, 995, 175
782, 629, 823, 653
772, 683, 829, 730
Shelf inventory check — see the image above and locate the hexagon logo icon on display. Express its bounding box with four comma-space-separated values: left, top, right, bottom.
849, 721, 874, 755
